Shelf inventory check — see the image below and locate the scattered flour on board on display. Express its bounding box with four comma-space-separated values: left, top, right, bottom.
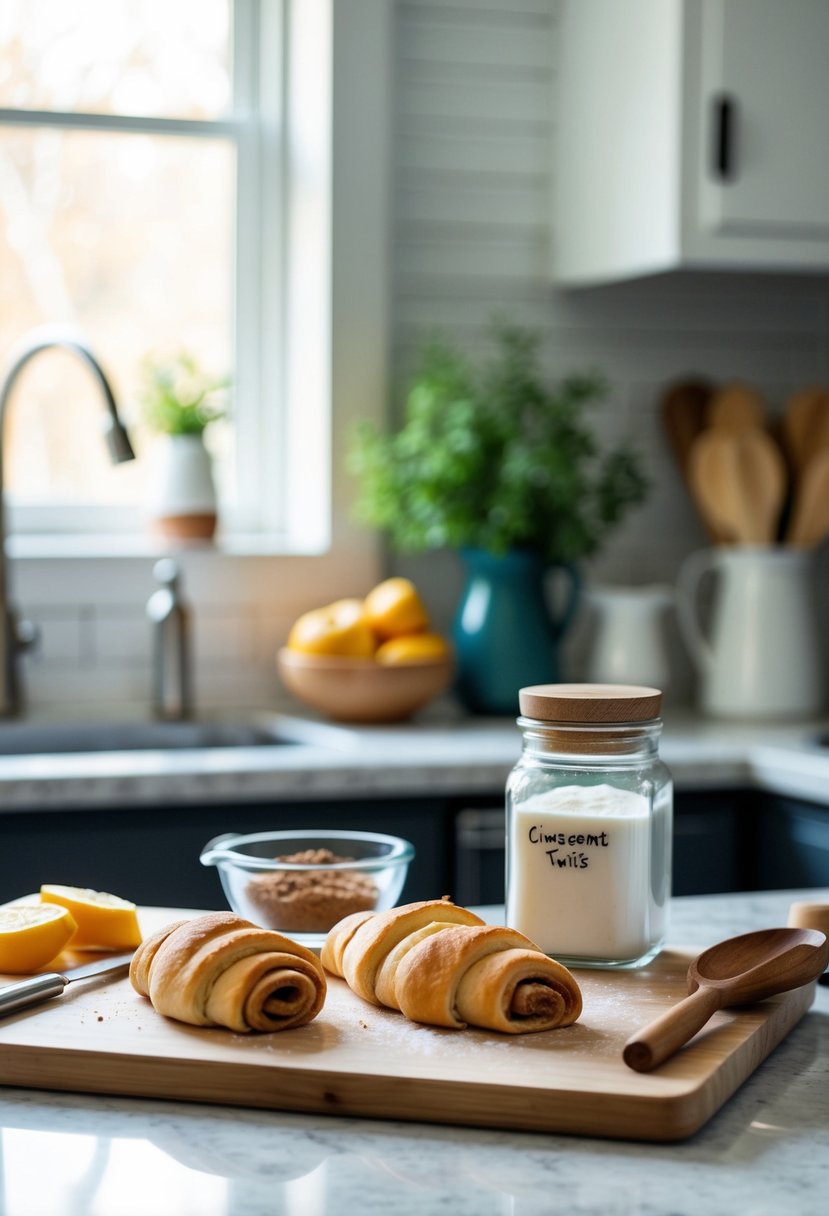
345, 1009, 519, 1057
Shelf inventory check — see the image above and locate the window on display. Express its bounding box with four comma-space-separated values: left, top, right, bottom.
0, 0, 279, 537
0, 0, 390, 598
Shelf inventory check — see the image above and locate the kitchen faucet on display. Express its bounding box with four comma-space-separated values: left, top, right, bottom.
0, 326, 136, 717
146, 557, 192, 721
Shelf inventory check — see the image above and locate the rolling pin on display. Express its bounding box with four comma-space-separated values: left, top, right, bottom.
789, 902, 829, 985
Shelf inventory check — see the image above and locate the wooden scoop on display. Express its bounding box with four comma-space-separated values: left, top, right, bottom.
623, 926, 828, 1072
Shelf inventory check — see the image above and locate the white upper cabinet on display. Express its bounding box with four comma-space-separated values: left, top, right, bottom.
554, 0, 829, 285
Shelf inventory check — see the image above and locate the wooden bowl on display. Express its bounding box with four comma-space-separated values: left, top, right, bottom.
276, 648, 454, 724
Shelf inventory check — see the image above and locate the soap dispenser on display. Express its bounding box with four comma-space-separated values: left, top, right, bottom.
146, 558, 192, 720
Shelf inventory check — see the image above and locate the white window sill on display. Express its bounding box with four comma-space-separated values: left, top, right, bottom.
7, 532, 329, 561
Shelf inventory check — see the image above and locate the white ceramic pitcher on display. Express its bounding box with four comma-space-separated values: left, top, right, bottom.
586, 584, 674, 691
676, 546, 825, 719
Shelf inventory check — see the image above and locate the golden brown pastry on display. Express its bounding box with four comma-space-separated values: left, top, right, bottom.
321, 898, 582, 1033
129, 911, 326, 1032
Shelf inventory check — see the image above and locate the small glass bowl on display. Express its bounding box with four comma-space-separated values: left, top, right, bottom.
200, 828, 415, 950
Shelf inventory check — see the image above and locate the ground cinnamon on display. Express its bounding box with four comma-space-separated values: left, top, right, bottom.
245, 848, 378, 933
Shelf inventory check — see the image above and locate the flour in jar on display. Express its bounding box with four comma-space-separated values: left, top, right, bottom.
506, 783, 667, 963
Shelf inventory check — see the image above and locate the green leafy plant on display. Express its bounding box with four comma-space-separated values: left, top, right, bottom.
348, 324, 649, 563
140, 351, 229, 436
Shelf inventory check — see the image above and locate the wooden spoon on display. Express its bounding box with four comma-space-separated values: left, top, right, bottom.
660, 378, 730, 541
623, 927, 828, 1072
786, 447, 829, 547
706, 382, 766, 433
660, 378, 714, 483
781, 386, 829, 480
688, 428, 787, 544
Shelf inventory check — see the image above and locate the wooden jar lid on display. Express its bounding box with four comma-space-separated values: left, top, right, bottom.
518, 683, 663, 724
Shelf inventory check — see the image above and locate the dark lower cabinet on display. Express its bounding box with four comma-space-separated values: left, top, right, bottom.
670, 790, 758, 896
756, 796, 829, 889
454, 806, 506, 906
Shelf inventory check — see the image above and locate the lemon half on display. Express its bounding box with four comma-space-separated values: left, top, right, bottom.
40, 885, 142, 951
0, 904, 78, 973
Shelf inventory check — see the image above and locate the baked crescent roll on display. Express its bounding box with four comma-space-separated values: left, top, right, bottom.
129, 911, 326, 1033
322, 898, 582, 1033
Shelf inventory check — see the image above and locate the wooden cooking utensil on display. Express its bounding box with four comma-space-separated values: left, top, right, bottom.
706, 382, 766, 433
786, 447, 829, 547
688, 428, 787, 544
660, 378, 728, 542
781, 386, 829, 479
660, 378, 714, 483
623, 926, 829, 1072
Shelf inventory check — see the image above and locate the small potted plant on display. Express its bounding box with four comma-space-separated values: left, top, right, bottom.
348, 323, 649, 713
141, 351, 229, 541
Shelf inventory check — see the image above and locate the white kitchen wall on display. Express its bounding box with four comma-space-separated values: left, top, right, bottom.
14, 560, 299, 714
390, 0, 829, 693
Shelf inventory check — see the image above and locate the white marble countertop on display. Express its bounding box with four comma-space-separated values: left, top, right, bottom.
1, 887, 826, 1216
0, 704, 828, 810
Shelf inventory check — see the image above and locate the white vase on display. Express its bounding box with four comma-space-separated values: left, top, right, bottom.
147, 433, 218, 541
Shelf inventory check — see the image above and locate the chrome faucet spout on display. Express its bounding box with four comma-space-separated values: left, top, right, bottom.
0, 325, 136, 717
0, 326, 135, 465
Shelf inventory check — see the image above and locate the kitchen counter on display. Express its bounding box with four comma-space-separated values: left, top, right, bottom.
1, 704, 829, 810
1, 887, 826, 1216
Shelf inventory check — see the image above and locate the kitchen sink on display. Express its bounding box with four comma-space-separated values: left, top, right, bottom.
0, 719, 297, 757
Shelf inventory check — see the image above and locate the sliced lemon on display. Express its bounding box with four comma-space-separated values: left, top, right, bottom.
0, 904, 78, 973
40, 885, 142, 951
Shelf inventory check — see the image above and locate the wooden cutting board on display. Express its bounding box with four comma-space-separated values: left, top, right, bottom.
0, 907, 816, 1143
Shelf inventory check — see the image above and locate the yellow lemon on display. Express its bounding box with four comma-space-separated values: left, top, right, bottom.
287, 598, 376, 657
375, 633, 452, 665
0, 904, 78, 973
364, 578, 430, 640
40, 885, 142, 951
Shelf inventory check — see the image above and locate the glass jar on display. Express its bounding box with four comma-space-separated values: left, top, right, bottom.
505, 683, 673, 968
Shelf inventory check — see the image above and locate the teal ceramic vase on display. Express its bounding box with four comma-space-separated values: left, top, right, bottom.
451, 548, 580, 716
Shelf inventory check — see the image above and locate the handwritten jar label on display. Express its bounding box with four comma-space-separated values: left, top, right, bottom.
507, 784, 662, 962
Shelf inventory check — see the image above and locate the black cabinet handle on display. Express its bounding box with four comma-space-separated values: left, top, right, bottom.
712, 93, 738, 181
